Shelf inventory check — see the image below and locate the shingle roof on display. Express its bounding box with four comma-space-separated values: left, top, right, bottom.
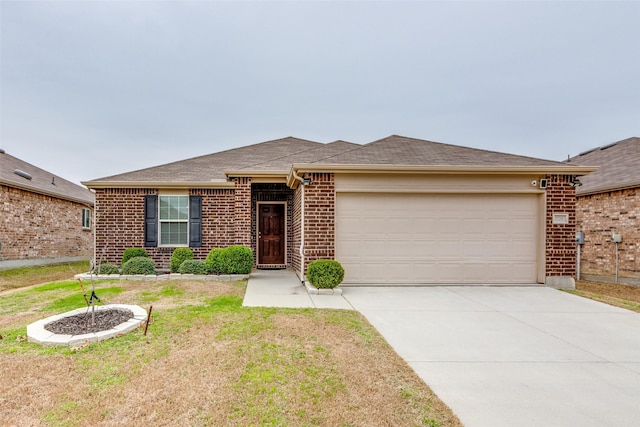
317, 135, 567, 167
566, 137, 640, 195
85, 135, 588, 186
0, 150, 94, 205
91, 136, 323, 182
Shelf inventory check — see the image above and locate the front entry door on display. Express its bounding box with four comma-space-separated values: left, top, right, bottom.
258, 204, 285, 265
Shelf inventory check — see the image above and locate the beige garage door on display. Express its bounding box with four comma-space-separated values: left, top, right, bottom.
336, 193, 539, 284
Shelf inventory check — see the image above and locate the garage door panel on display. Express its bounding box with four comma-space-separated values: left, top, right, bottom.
336, 193, 539, 284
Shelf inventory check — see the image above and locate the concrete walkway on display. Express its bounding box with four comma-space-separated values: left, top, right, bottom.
242, 269, 353, 310
343, 286, 640, 427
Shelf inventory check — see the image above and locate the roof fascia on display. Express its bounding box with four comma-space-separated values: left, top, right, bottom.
286, 163, 599, 188
82, 180, 235, 190
1, 179, 94, 206
224, 169, 289, 179
289, 162, 597, 176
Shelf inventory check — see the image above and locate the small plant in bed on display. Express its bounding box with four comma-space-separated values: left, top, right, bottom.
121, 248, 149, 266
307, 259, 345, 289
170, 248, 194, 273
96, 262, 119, 275
178, 259, 207, 275
122, 257, 156, 275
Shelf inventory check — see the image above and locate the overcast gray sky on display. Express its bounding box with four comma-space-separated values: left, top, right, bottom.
1, 0, 639, 185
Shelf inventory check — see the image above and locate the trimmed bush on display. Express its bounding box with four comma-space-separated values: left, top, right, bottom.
122, 256, 156, 275
96, 262, 119, 275
170, 248, 194, 273
222, 245, 253, 274
205, 245, 253, 274
205, 248, 225, 274
306, 259, 345, 289
122, 248, 148, 266
178, 259, 207, 275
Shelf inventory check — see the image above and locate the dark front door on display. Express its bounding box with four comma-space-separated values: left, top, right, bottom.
258, 204, 285, 265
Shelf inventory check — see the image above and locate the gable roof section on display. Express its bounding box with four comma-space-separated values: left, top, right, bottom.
316, 135, 569, 167
84, 135, 596, 189
88, 137, 324, 185
567, 137, 640, 196
0, 151, 94, 205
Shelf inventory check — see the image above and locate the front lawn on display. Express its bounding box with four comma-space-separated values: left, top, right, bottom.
0, 277, 461, 426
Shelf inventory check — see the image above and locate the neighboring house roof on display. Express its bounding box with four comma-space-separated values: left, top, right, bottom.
566, 137, 640, 196
0, 150, 94, 205
84, 135, 595, 189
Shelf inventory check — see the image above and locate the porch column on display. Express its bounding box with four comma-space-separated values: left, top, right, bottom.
234, 177, 252, 247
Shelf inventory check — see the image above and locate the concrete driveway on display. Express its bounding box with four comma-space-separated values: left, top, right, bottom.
343, 286, 640, 427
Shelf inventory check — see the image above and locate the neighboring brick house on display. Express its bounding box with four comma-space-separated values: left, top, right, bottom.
567, 137, 640, 285
83, 135, 594, 288
0, 149, 95, 269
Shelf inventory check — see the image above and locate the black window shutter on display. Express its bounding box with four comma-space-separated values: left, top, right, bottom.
189, 195, 202, 247
144, 195, 158, 247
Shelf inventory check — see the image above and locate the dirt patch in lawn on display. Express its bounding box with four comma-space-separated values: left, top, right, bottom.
0, 279, 461, 426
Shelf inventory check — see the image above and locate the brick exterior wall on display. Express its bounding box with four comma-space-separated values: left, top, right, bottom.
94, 188, 156, 265
291, 185, 302, 276
0, 184, 93, 262
234, 177, 252, 247
95, 187, 240, 270
576, 187, 640, 281
545, 175, 578, 279
302, 173, 335, 272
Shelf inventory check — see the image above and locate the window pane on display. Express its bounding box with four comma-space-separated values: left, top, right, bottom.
160, 222, 188, 246
159, 196, 188, 220
82, 209, 91, 228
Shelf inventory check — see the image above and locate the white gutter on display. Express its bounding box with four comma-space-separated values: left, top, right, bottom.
290, 169, 306, 283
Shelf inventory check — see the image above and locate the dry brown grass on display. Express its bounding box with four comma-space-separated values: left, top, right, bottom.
0, 278, 461, 427
572, 280, 640, 312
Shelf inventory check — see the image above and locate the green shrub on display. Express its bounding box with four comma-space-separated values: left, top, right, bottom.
222, 245, 254, 274
170, 248, 194, 273
122, 248, 148, 266
178, 259, 207, 275
205, 248, 225, 274
205, 246, 253, 274
122, 256, 156, 275
96, 262, 119, 275
306, 259, 345, 289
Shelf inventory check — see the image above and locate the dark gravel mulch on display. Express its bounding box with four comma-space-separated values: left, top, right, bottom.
45, 308, 134, 335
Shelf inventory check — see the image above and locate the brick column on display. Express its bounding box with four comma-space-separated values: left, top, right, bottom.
545, 174, 577, 288
303, 173, 335, 274
234, 177, 252, 247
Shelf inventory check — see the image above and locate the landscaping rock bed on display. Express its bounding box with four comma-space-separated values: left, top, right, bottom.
45, 308, 134, 335
27, 304, 148, 347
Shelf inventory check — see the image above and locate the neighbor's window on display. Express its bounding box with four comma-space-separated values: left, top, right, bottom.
159, 195, 189, 246
82, 208, 91, 229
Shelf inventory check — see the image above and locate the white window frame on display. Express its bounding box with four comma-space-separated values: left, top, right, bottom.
158, 195, 189, 247
82, 208, 91, 229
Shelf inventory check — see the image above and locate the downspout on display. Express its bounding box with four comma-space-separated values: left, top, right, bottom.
291, 170, 306, 283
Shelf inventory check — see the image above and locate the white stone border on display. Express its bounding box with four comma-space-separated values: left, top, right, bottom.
304, 281, 343, 295
27, 304, 148, 347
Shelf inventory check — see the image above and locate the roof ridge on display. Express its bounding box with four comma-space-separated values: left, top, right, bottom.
237, 138, 332, 169
310, 140, 366, 163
